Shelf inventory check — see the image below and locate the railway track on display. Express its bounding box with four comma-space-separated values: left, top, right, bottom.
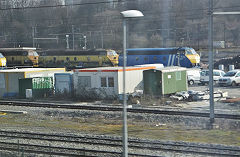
1, 100, 240, 120
0, 130, 239, 156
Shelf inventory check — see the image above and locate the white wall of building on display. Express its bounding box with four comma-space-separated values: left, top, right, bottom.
73, 66, 155, 99
73, 71, 118, 98
117, 70, 145, 94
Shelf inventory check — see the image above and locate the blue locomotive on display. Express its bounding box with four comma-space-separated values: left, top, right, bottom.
118, 47, 200, 68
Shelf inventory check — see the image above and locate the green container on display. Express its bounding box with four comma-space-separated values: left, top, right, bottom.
143, 67, 187, 96
19, 77, 53, 98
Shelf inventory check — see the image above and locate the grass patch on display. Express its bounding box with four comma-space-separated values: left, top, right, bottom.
0, 114, 239, 146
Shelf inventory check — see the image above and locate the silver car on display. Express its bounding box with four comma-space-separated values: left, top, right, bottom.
200, 69, 225, 85
218, 70, 240, 86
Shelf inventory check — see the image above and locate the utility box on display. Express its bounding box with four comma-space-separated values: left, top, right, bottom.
19, 77, 53, 98
26, 89, 32, 98
143, 66, 187, 96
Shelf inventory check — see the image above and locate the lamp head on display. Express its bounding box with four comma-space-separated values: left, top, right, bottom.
120, 10, 144, 18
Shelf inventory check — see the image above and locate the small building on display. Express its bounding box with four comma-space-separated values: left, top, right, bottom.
73, 66, 157, 99
143, 67, 187, 96
0, 68, 65, 98
54, 73, 73, 97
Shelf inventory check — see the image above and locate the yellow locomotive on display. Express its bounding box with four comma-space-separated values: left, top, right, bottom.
0, 53, 6, 67
38, 49, 119, 68
0, 48, 118, 69
0, 48, 39, 67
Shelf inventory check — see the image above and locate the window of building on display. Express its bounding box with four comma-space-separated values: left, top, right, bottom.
176, 71, 181, 80
108, 77, 114, 87
101, 77, 107, 87
78, 76, 91, 88
101, 77, 114, 87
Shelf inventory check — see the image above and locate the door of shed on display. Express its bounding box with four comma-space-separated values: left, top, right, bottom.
143, 70, 162, 95
54, 73, 73, 95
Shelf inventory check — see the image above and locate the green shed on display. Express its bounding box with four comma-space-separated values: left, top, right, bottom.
19, 77, 53, 98
143, 67, 187, 96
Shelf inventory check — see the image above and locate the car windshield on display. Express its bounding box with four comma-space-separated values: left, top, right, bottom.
224, 71, 237, 77
200, 70, 209, 76
0, 53, 3, 58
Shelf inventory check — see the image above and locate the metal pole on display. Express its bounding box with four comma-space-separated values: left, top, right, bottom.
101, 31, 104, 48
83, 36, 87, 50
32, 27, 35, 48
208, 0, 214, 124
66, 35, 69, 49
122, 19, 128, 157
72, 25, 75, 50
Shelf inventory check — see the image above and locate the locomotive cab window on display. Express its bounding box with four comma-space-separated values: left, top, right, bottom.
33, 52, 39, 56
185, 48, 197, 55
107, 50, 117, 56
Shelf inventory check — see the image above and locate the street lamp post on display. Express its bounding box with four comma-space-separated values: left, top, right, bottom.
208, 0, 240, 127
83, 36, 87, 50
66, 35, 69, 49
120, 10, 144, 157
208, 0, 214, 125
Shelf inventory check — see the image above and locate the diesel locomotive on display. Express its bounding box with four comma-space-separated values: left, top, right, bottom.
0, 48, 39, 67
37, 49, 119, 68
118, 47, 200, 68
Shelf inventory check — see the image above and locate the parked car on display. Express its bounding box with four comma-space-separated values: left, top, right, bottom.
218, 69, 240, 86
187, 68, 200, 85
200, 69, 225, 85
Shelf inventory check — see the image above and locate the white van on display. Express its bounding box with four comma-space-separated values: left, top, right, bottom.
200, 69, 225, 85
218, 69, 240, 86
187, 68, 200, 85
